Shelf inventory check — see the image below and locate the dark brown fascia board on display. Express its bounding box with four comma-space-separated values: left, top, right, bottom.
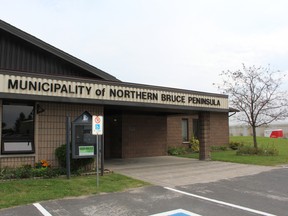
0, 19, 119, 82
229, 107, 240, 112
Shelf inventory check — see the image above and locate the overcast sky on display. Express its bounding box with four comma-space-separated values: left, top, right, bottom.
1, 0, 288, 94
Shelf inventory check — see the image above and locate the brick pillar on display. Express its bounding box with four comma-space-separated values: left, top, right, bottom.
199, 111, 211, 160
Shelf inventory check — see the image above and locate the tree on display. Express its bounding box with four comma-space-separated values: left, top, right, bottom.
14, 112, 26, 133
215, 64, 288, 148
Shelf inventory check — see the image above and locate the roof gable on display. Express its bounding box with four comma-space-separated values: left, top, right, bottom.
0, 19, 119, 81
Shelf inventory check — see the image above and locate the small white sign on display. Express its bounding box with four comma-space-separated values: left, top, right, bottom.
92, 115, 103, 135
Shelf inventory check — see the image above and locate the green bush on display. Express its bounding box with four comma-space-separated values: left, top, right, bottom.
236, 145, 279, 156
14, 165, 33, 179
168, 146, 187, 155
229, 141, 244, 150
0, 168, 15, 180
0, 166, 63, 180
55, 144, 94, 172
189, 136, 200, 153
32, 167, 65, 178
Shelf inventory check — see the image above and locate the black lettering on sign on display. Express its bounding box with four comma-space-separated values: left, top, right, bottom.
161, 94, 185, 103
110, 89, 158, 101
188, 97, 221, 106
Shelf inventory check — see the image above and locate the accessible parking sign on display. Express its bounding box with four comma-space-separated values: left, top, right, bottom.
150, 209, 201, 216
92, 115, 103, 135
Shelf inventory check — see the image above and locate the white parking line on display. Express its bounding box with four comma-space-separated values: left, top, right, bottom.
33, 203, 52, 216
164, 187, 277, 216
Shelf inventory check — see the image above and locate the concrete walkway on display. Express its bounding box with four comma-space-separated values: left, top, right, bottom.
105, 156, 279, 187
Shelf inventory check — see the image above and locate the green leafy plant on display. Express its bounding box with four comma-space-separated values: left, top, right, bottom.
189, 136, 200, 153
55, 144, 94, 172
229, 141, 244, 150
13, 165, 33, 179
0, 167, 15, 180
167, 146, 187, 155
0, 165, 62, 180
236, 145, 279, 156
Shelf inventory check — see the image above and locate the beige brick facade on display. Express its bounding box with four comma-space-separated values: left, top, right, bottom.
0, 102, 229, 168
37, 102, 103, 167
0, 101, 103, 168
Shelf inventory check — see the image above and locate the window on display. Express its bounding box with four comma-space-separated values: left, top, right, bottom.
1, 101, 35, 154
181, 119, 189, 142
193, 119, 200, 139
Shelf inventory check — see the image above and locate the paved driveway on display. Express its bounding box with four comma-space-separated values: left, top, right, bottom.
105, 156, 279, 187
1, 156, 286, 216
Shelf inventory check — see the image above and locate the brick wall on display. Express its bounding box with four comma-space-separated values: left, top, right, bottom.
167, 112, 229, 160
37, 102, 103, 167
210, 112, 229, 146
167, 114, 198, 148
0, 156, 35, 168
198, 112, 229, 160
0, 100, 229, 168
0, 101, 103, 168
122, 113, 167, 158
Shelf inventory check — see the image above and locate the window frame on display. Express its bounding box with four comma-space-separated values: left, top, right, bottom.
1, 101, 35, 155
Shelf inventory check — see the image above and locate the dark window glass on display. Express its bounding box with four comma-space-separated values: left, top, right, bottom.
1, 102, 35, 154
193, 119, 200, 139
181, 119, 189, 142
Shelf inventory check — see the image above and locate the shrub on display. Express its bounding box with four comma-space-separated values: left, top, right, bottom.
262, 147, 279, 156
236, 146, 259, 155
168, 146, 187, 155
229, 141, 244, 150
13, 165, 33, 179
55, 144, 94, 172
236, 145, 279, 156
0, 165, 63, 180
32, 167, 65, 178
189, 136, 200, 153
0, 168, 15, 180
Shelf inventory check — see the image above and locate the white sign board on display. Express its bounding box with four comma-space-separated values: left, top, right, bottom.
92, 115, 103, 135
0, 74, 229, 110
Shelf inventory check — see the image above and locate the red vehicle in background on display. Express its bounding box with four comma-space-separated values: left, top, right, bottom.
264, 129, 284, 138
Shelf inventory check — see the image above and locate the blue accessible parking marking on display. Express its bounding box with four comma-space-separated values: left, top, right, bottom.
150, 209, 201, 216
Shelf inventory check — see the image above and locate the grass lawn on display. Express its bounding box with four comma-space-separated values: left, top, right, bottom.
0, 173, 149, 209
181, 136, 288, 166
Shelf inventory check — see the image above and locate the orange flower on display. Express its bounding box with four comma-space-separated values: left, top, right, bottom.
40, 160, 49, 167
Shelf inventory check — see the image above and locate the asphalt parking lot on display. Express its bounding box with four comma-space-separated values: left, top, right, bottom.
1, 157, 287, 216
105, 156, 278, 186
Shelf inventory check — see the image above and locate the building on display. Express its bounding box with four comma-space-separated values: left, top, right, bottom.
230, 123, 288, 138
0, 20, 229, 168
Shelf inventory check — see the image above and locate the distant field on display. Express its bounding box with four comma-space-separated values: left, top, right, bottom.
214, 136, 288, 166
182, 136, 288, 166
